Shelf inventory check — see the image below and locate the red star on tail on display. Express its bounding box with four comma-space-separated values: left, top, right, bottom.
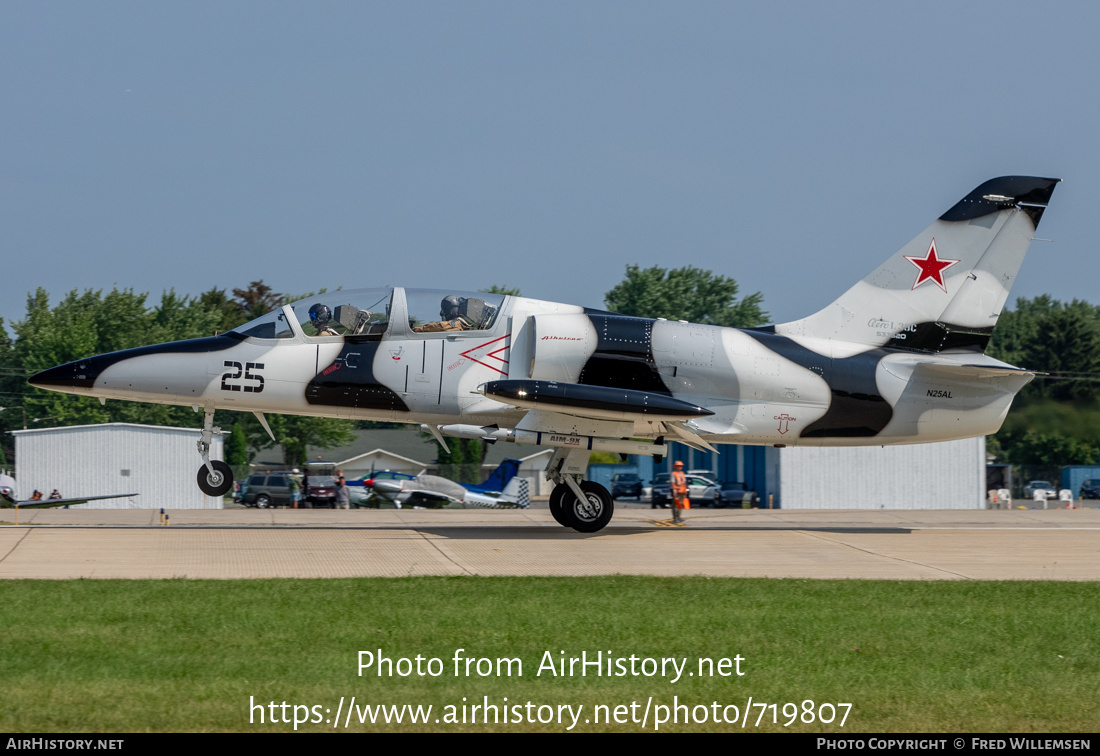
904, 239, 960, 292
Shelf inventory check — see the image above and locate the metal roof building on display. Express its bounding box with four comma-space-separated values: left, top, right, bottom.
603, 436, 987, 509
777, 437, 986, 509
12, 423, 224, 509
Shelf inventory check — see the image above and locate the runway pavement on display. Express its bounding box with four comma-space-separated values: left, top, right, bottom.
1, 505, 1097, 580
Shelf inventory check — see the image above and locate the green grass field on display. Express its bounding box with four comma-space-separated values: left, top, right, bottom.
1, 578, 1096, 732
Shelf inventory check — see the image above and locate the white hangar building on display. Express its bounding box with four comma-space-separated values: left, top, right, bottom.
603, 436, 988, 510
775, 437, 987, 509
12, 423, 225, 509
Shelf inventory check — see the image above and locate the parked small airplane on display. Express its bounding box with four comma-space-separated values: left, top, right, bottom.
29, 176, 1059, 532
0, 474, 138, 510
367, 458, 529, 509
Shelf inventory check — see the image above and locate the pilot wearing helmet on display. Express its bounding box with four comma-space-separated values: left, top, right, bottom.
308, 303, 339, 336
412, 295, 475, 333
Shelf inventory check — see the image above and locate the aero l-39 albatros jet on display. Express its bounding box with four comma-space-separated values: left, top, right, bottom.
30, 176, 1059, 532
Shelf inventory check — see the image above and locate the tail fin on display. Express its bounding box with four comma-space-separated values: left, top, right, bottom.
775, 176, 1059, 352
466, 458, 520, 493
500, 476, 530, 508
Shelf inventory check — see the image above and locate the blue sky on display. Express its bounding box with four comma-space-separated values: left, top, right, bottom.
2, 1, 1097, 331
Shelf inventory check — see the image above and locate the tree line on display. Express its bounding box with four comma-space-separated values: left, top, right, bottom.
985, 296, 1100, 465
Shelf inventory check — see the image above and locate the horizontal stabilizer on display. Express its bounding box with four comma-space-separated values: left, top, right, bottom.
915, 362, 1035, 380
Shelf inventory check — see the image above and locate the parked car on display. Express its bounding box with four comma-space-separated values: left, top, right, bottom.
688, 475, 723, 507
610, 473, 642, 500
650, 472, 722, 508
240, 471, 296, 508
1024, 480, 1057, 499
307, 475, 339, 508
1079, 479, 1100, 500
718, 481, 760, 508
650, 473, 671, 508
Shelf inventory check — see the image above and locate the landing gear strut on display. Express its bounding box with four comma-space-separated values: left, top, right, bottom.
196, 409, 233, 497
545, 447, 613, 533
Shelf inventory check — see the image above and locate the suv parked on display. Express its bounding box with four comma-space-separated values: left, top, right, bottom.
610, 473, 642, 499
718, 481, 760, 508
240, 471, 296, 508
650, 473, 671, 508
1079, 479, 1100, 500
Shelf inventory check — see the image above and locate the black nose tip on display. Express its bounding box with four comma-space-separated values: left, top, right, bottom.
28, 358, 100, 390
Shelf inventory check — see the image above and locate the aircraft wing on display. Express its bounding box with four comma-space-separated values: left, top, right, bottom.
0, 492, 139, 509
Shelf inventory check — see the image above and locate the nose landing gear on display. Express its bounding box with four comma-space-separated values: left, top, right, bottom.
197, 460, 234, 497
196, 409, 233, 497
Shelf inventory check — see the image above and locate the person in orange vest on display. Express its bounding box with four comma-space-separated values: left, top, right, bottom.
671, 460, 690, 524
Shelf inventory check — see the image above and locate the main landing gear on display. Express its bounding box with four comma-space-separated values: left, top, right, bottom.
545, 448, 613, 533
549, 480, 613, 533
195, 409, 234, 497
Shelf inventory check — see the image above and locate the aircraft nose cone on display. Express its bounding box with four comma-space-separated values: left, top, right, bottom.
28, 358, 101, 391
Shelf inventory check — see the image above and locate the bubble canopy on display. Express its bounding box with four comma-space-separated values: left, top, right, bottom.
230, 288, 506, 340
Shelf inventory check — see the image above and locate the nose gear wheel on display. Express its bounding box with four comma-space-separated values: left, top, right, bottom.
197, 459, 233, 497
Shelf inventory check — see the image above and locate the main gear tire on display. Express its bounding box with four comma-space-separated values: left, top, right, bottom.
197, 460, 234, 497
548, 485, 571, 527
557, 481, 614, 533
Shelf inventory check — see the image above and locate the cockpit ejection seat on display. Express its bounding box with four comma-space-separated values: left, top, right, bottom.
460, 297, 498, 329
